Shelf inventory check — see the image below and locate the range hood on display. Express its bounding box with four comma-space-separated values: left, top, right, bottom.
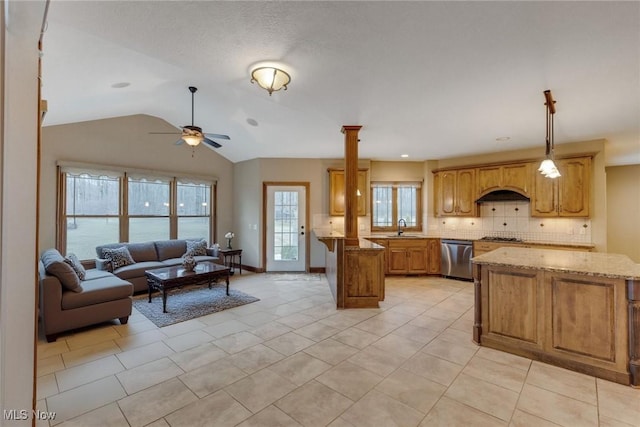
476, 190, 530, 203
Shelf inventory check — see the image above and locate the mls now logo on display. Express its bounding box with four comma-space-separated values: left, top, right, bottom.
3, 409, 56, 421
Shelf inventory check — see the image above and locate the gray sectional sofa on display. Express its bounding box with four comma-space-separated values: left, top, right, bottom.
39, 249, 134, 342
95, 238, 220, 293
38, 238, 219, 342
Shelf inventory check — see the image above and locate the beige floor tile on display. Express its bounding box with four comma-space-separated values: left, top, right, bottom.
596, 378, 640, 426
36, 374, 59, 400
268, 352, 332, 386
212, 331, 263, 354
303, 338, 360, 365
61, 340, 121, 369
236, 405, 302, 427
118, 378, 198, 427
525, 361, 597, 405
462, 355, 527, 392
276, 380, 353, 426
386, 302, 429, 317
332, 327, 380, 349
179, 357, 247, 398
38, 354, 65, 377
319, 312, 365, 330
295, 322, 340, 341
227, 343, 285, 373
64, 326, 121, 351
56, 402, 129, 427
276, 312, 317, 329
402, 352, 463, 386
116, 357, 184, 394
353, 317, 402, 336
224, 368, 297, 413
264, 331, 316, 356
112, 317, 157, 337
347, 345, 405, 377
162, 329, 213, 352
202, 319, 251, 338
373, 310, 415, 326
164, 389, 252, 427
47, 376, 126, 426
509, 409, 563, 427
419, 396, 507, 427
196, 309, 240, 326
409, 314, 454, 332
248, 321, 293, 340
517, 383, 598, 426
316, 361, 383, 401
390, 323, 440, 345
371, 333, 425, 359
340, 390, 424, 427
169, 342, 228, 371
144, 419, 170, 427
38, 340, 70, 360
238, 311, 281, 327
56, 355, 125, 392
436, 327, 476, 348
158, 318, 207, 337
475, 346, 532, 371
114, 329, 168, 351
598, 415, 637, 427
300, 301, 339, 320
327, 416, 356, 427
422, 337, 477, 365
115, 341, 174, 369
375, 368, 446, 414
445, 373, 519, 421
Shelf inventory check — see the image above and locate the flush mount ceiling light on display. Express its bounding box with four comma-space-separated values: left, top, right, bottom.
538, 90, 561, 179
250, 66, 291, 96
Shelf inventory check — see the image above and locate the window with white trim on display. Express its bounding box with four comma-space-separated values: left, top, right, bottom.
371, 182, 422, 232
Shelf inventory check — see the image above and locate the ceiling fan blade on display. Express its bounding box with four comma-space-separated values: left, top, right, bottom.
175, 139, 185, 146
202, 137, 222, 148
204, 133, 230, 140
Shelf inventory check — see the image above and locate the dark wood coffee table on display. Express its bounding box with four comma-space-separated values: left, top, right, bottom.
145, 261, 231, 313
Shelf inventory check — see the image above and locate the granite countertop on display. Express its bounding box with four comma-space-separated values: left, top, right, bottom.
473, 246, 640, 280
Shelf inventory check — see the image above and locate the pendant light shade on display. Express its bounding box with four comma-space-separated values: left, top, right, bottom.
539, 90, 561, 179
250, 67, 291, 96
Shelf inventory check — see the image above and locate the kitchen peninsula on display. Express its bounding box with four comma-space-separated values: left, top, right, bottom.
473, 247, 640, 386
315, 230, 385, 308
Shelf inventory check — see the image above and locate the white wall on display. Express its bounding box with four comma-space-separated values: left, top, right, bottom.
1, 0, 46, 422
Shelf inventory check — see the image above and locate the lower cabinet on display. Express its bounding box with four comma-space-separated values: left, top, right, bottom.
368, 238, 441, 275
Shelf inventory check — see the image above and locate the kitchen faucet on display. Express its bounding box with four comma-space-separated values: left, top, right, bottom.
397, 218, 407, 236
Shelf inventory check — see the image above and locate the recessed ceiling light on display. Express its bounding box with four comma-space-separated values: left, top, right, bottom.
111, 82, 130, 89
401, 154, 409, 158
246, 118, 259, 127
495, 136, 511, 142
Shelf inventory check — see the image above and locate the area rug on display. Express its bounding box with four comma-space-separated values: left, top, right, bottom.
133, 285, 259, 328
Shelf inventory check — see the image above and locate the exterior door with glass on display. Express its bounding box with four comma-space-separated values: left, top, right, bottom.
266, 185, 306, 272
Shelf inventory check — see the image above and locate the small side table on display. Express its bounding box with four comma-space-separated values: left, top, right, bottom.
219, 248, 242, 275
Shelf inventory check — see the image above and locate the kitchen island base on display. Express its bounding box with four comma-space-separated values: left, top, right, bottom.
473, 247, 640, 387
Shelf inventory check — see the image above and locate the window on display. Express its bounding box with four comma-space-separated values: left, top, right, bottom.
65, 172, 120, 260
128, 176, 170, 242
58, 164, 216, 259
177, 180, 211, 240
273, 190, 299, 261
371, 182, 422, 232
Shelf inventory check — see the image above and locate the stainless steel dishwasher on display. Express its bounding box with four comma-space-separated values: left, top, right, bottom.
440, 239, 474, 280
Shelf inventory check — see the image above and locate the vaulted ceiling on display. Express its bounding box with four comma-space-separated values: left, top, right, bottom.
41, 1, 639, 165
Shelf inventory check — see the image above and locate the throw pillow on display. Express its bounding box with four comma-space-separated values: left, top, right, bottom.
102, 246, 135, 269
184, 239, 207, 257
41, 249, 83, 293
64, 253, 86, 280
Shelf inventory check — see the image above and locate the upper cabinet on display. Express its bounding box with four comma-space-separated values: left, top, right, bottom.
477, 163, 531, 197
531, 156, 591, 217
435, 168, 478, 217
329, 168, 368, 216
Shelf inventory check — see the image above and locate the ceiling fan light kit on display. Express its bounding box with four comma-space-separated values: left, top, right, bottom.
538, 89, 561, 179
250, 66, 291, 95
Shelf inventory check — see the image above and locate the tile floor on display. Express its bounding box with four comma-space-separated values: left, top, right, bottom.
36, 273, 640, 426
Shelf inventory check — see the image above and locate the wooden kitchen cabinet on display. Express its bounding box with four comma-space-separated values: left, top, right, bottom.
329, 168, 368, 216
531, 156, 591, 217
388, 239, 428, 274
477, 163, 531, 197
426, 238, 441, 274
435, 168, 478, 217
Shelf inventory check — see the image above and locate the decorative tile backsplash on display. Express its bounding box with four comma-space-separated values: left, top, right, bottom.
428, 201, 591, 243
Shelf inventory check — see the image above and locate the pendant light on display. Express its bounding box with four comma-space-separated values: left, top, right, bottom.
538, 90, 561, 178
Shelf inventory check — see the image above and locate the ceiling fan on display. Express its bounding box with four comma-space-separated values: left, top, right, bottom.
151, 86, 230, 148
